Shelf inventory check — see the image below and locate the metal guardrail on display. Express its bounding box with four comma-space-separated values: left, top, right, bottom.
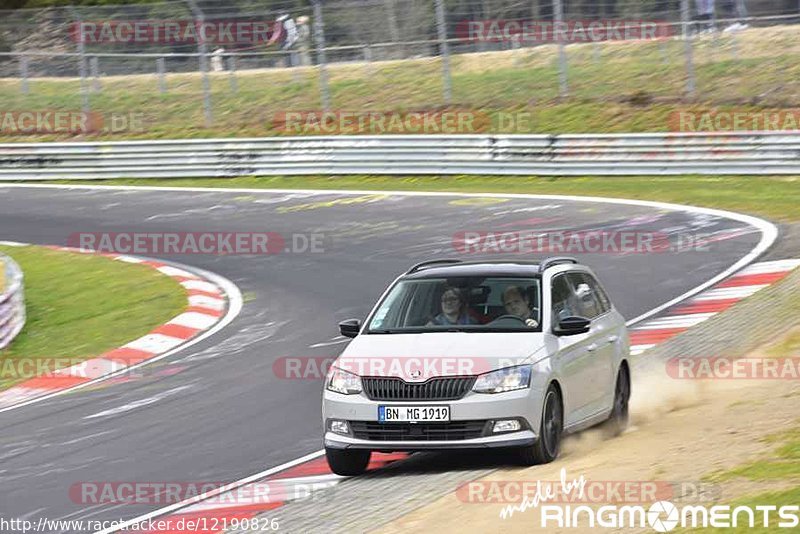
1, 132, 800, 179
0, 253, 25, 351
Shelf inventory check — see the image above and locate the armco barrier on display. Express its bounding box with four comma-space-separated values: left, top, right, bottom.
1, 132, 800, 179
0, 253, 25, 350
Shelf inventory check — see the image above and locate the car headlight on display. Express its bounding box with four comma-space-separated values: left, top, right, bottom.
326, 366, 363, 395
472, 365, 532, 394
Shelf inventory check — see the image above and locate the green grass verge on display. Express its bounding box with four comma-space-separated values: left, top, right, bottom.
0, 245, 187, 390
3, 26, 800, 141
688, 324, 800, 533
766, 329, 800, 359
703, 325, 800, 485
50, 174, 800, 223
706, 425, 800, 482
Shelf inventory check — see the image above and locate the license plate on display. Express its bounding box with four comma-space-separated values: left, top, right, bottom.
378, 405, 450, 422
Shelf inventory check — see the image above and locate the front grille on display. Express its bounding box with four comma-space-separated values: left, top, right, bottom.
362, 376, 476, 401
350, 420, 488, 441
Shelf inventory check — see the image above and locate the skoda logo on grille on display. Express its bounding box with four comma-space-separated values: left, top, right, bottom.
408, 369, 423, 381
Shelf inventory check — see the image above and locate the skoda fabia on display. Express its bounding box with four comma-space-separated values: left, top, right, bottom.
322, 257, 630, 475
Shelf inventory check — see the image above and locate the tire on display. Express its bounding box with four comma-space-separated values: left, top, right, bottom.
325, 447, 371, 476
519, 384, 563, 465
603, 364, 630, 437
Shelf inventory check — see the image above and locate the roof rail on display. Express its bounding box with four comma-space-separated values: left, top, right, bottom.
406, 259, 463, 274
538, 256, 578, 274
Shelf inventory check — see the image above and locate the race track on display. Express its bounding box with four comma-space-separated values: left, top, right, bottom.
0, 184, 769, 531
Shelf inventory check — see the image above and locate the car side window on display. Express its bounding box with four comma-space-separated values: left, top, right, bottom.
566, 272, 603, 319
550, 275, 574, 324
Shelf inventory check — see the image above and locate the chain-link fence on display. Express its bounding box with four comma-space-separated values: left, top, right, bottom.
1, 0, 800, 137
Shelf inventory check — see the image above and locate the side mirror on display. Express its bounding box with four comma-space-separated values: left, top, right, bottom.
339, 318, 361, 338
554, 316, 591, 336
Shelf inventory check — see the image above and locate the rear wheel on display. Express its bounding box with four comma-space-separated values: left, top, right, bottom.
519, 384, 562, 465
604, 364, 630, 437
325, 447, 371, 476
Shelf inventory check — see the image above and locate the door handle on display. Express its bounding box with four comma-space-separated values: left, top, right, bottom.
586, 343, 598, 352
607, 335, 619, 344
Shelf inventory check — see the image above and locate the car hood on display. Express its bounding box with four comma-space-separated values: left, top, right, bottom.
336, 332, 546, 381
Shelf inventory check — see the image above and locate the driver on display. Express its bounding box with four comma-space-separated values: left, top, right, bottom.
501, 286, 539, 328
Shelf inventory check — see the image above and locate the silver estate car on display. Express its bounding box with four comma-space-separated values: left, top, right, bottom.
322, 257, 630, 475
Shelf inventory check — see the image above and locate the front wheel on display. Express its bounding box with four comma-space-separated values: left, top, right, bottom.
519, 384, 562, 465
603, 364, 630, 437
325, 447, 371, 476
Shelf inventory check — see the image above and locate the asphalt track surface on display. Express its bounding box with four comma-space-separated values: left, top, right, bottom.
0, 185, 766, 532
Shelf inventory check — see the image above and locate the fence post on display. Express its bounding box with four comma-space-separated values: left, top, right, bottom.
185, 0, 213, 126
680, 0, 696, 98
228, 55, 238, 93
363, 44, 374, 74
385, 0, 400, 58
553, 0, 568, 97
435, 0, 452, 104
660, 39, 669, 64
90, 56, 101, 93
729, 32, 739, 60
70, 8, 90, 115
157, 57, 167, 94
19, 55, 29, 95
313, 0, 331, 110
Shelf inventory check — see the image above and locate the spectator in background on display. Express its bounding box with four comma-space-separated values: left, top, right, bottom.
296, 16, 311, 66
276, 13, 299, 68
276, 13, 301, 67
722, 0, 749, 32
695, 0, 716, 33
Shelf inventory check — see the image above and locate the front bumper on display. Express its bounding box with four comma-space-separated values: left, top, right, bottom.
322, 386, 540, 451
324, 429, 537, 450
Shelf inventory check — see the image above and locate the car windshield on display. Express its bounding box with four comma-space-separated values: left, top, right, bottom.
366, 277, 542, 333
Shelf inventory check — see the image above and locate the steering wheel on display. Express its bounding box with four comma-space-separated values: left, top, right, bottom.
489, 314, 527, 325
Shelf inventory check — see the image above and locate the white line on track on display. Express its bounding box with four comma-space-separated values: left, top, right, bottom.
0, 183, 779, 532
84, 385, 193, 420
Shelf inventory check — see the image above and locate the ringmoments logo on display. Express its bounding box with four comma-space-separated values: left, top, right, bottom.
501, 469, 800, 531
